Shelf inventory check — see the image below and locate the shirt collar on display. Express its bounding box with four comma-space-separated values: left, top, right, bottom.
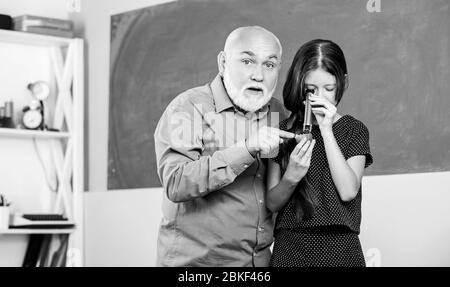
211, 74, 234, 113
210, 74, 271, 115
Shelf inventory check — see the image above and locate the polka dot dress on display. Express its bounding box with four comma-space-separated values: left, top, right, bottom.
270, 226, 366, 267
269, 115, 373, 267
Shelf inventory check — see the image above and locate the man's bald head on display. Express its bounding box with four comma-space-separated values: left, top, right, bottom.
223, 26, 282, 58
217, 26, 282, 113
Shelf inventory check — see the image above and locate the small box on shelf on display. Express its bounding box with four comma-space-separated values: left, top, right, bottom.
0, 101, 15, 128
0, 194, 11, 231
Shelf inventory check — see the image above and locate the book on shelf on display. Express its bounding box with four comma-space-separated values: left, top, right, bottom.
22, 234, 70, 267
22, 234, 44, 267
49, 234, 69, 267
35, 234, 52, 267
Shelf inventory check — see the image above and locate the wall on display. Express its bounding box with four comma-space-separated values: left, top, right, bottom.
360, 171, 450, 267
81, 0, 174, 195
0, 0, 70, 19
78, 0, 174, 266
84, 188, 162, 266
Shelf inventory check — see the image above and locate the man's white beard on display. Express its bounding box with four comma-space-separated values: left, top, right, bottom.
223, 70, 274, 113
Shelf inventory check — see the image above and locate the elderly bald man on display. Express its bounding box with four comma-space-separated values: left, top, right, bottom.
154, 26, 294, 267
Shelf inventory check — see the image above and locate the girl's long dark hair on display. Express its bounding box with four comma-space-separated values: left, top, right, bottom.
280, 39, 348, 222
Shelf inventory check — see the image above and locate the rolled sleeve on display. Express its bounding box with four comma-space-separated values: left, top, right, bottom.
155, 99, 255, 202
223, 140, 255, 175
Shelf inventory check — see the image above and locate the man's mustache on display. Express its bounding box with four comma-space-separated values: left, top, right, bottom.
243, 85, 267, 93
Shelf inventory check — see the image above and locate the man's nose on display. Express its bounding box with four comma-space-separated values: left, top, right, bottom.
251, 64, 264, 82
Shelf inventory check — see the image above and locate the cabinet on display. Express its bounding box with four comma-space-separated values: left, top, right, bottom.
0, 29, 84, 267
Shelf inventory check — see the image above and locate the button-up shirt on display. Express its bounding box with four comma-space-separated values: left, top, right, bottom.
154, 74, 285, 266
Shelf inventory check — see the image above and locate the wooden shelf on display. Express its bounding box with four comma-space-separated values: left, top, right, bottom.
0, 228, 75, 235
0, 127, 70, 139
0, 29, 75, 47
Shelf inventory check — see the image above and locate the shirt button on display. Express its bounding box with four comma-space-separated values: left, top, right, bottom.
253, 251, 258, 256
256, 174, 261, 178
244, 164, 249, 168
258, 226, 264, 232
259, 199, 263, 205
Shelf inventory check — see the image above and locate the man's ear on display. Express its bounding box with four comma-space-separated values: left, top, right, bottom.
217, 51, 226, 76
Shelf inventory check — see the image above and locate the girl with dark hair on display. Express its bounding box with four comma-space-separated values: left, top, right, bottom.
266, 39, 373, 267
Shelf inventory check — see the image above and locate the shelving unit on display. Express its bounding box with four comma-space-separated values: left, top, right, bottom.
0, 29, 84, 267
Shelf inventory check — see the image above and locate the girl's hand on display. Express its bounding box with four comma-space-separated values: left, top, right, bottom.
283, 136, 316, 184
309, 94, 337, 132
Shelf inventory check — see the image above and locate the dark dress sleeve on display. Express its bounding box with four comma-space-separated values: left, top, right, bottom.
346, 120, 373, 168
272, 149, 284, 165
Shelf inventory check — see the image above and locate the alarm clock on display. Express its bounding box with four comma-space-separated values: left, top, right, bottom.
22, 100, 43, 130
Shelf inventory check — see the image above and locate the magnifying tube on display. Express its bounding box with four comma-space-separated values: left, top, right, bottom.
301, 88, 317, 140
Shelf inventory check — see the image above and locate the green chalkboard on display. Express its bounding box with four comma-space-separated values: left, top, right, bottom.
108, 0, 450, 189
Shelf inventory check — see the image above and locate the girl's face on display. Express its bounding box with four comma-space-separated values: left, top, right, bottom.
304, 67, 337, 105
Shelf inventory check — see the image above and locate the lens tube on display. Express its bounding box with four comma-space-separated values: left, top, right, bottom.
302, 88, 315, 134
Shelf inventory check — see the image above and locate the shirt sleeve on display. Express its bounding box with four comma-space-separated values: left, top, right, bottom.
154, 99, 255, 202
346, 120, 373, 168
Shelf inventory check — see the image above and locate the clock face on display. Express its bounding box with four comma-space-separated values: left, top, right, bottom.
23, 110, 42, 129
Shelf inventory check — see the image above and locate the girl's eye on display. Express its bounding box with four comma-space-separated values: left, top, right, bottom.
305, 88, 316, 94
326, 88, 335, 92
242, 59, 252, 65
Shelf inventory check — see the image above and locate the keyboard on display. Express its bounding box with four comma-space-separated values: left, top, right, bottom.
22, 214, 68, 221
9, 214, 74, 229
